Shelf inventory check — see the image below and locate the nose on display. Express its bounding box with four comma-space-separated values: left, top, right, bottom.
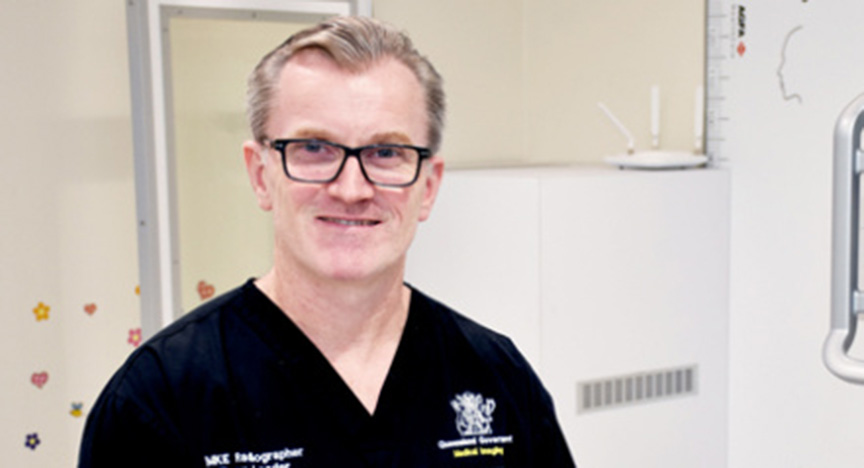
326, 155, 376, 203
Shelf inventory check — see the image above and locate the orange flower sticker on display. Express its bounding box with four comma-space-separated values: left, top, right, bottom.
33, 302, 50, 321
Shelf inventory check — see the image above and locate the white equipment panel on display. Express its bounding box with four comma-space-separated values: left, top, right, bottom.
406, 166, 730, 467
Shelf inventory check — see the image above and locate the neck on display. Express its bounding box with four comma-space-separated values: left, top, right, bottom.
256, 263, 410, 355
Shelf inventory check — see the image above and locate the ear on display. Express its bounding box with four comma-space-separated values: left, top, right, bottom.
418, 156, 445, 222
243, 140, 274, 211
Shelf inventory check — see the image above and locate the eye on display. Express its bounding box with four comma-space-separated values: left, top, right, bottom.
370, 146, 405, 159
287, 140, 340, 161
302, 141, 326, 153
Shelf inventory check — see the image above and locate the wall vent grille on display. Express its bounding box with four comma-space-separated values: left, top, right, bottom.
577, 365, 698, 414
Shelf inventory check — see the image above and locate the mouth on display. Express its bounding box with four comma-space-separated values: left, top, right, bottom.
318, 216, 381, 227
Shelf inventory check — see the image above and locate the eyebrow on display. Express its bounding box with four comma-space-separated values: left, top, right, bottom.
366, 131, 414, 146
289, 128, 416, 146
291, 128, 339, 141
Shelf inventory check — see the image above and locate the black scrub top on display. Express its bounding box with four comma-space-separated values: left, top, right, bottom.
79, 280, 576, 467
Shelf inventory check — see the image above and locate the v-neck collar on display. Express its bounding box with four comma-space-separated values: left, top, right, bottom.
237, 280, 427, 427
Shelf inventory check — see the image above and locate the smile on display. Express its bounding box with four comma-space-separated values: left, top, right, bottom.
319, 216, 380, 227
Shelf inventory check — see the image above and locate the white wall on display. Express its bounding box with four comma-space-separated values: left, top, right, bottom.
0, 1, 139, 465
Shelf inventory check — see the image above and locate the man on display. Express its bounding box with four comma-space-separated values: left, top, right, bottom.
80, 16, 575, 467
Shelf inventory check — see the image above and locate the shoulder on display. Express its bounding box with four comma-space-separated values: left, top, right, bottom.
144, 282, 245, 351
80, 283, 255, 465
98, 282, 252, 404
139, 282, 244, 356
408, 286, 531, 373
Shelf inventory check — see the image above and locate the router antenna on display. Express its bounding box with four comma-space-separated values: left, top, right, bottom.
598, 102, 635, 154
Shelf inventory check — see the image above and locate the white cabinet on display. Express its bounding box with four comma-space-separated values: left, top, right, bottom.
406, 166, 729, 468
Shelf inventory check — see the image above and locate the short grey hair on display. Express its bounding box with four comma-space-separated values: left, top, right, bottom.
246, 16, 446, 154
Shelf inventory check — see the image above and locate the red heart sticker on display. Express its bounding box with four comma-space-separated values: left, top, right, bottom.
31, 372, 48, 389
197, 281, 215, 300
84, 303, 97, 315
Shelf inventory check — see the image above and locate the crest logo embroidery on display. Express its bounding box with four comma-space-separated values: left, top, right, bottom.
450, 391, 496, 437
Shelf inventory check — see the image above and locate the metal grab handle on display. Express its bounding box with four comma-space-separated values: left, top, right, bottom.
825, 93, 864, 384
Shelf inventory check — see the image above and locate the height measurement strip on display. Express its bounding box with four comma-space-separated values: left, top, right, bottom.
705, 0, 735, 167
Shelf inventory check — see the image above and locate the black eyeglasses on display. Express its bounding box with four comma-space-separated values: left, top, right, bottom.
263, 138, 432, 188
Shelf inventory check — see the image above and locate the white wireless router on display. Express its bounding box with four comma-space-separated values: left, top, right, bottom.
599, 85, 708, 170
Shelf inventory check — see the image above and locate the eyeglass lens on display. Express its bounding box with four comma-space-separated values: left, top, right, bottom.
283, 140, 421, 186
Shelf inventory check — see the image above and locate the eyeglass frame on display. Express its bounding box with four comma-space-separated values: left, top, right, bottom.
262, 138, 433, 188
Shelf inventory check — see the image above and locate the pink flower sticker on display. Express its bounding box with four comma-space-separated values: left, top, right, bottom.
128, 328, 142, 347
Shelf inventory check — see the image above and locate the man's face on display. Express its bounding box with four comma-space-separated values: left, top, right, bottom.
244, 50, 444, 284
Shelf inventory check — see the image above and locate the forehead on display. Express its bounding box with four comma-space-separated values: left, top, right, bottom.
268, 50, 428, 145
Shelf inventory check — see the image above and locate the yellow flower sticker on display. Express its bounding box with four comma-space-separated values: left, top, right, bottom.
33, 302, 50, 321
